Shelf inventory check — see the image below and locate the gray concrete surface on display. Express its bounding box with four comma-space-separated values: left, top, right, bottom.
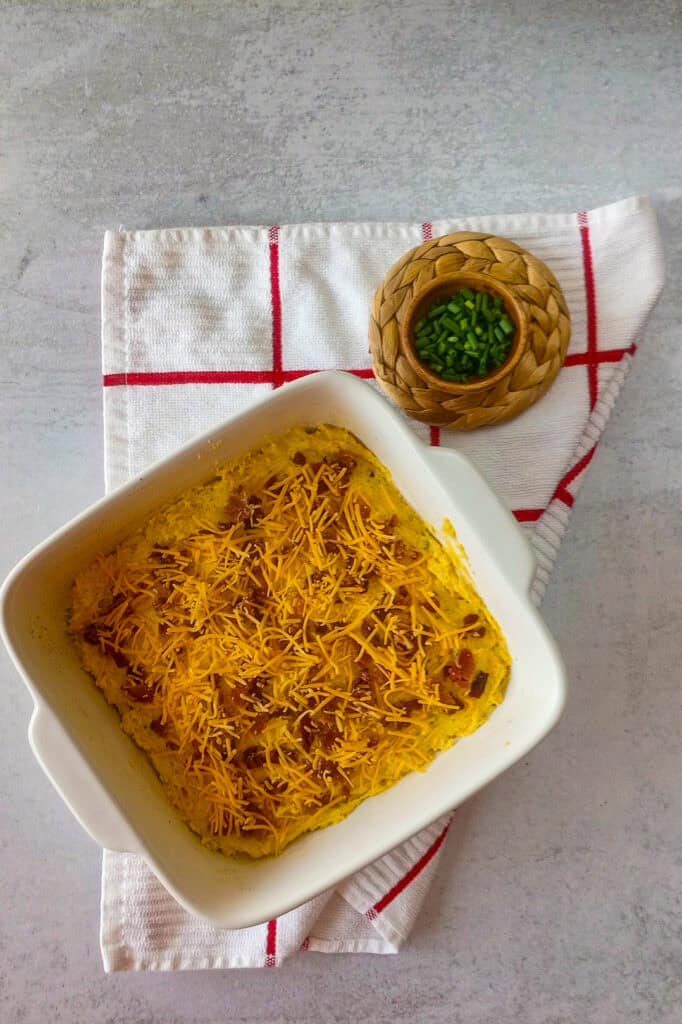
1, 2, 680, 1022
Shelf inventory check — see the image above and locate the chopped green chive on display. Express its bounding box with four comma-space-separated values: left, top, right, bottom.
413, 288, 515, 383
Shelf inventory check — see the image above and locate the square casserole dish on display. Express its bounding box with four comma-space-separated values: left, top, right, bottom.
1, 371, 565, 928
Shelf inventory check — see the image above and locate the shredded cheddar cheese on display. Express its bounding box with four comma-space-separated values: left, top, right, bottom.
69, 425, 511, 858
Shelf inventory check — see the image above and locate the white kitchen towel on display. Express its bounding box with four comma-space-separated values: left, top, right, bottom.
99, 195, 664, 971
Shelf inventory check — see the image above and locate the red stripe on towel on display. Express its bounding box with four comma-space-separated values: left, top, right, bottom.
103, 347, 636, 389
560, 444, 597, 489
578, 211, 599, 409
269, 226, 283, 386
513, 508, 545, 523
367, 823, 450, 919
552, 444, 598, 507
565, 345, 635, 367
265, 918, 278, 967
103, 368, 377, 387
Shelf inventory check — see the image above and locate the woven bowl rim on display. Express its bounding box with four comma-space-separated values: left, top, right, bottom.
400, 271, 529, 395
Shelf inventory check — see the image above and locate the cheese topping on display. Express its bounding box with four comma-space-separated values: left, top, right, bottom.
70, 424, 511, 857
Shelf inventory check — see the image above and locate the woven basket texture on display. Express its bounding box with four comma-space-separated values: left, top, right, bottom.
369, 232, 572, 429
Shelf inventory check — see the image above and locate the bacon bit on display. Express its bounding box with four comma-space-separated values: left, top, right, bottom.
422, 596, 441, 613
304, 426, 318, 435
310, 571, 325, 585
264, 474, 280, 489
100, 594, 126, 619
123, 677, 155, 703
326, 450, 357, 476
246, 495, 263, 527
223, 487, 262, 527
224, 487, 248, 522
394, 540, 418, 563
299, 713, 315, 752
150, 717, 168, 737
399, 698, 421, 716
384, 514, 399, 533
394, 585, 410, 606
469, 671, 489, 698
337, 450, 357, 470
445, 648, 475, 682
315, 711, 342, 752
251, 712, 269, 734
361, 620, 374, 638
314, 758, 339, 782
463, 613, 479, 626
320, 726, 341, 753
106, 645, 130, 669
82, 623, 100, 645
248, 676, 268, 699
466, 626, 487, 638
151, 546, 175, 565
457, 649, 475, 673
395, 630, 419, 656
440, 650, 476, 705
357, 571, 377, 591
242, 747, 266, 769
292, 451, 307, 466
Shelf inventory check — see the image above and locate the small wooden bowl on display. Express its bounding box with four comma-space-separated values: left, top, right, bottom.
401, 272, 528, 395
370, 229, 571, 429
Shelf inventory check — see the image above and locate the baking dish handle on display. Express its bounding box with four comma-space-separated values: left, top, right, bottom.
425, 446, 536, 594
29, 706, 141, 854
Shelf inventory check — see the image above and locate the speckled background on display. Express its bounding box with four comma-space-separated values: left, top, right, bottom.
1, 2, 680, 1022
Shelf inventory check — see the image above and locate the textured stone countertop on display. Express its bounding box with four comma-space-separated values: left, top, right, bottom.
1, 3, 680, 1022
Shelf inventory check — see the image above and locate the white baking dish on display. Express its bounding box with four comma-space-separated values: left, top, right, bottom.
1, 371, 565, 928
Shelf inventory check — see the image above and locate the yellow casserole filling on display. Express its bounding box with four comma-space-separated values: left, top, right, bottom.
69, 424, 511, 857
